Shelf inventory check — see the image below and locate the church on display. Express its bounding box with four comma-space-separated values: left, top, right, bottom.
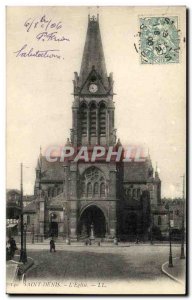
24, 15, 161, 242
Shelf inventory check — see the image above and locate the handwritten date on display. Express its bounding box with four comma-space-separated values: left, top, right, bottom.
24, 15, 62, 33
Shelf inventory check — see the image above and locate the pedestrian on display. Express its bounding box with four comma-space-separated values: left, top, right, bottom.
6, 242, 11, 261
50, 238, 56, 252
9, 237, 17, 258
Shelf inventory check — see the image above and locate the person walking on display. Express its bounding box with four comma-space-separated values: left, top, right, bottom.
9, 237, 17, 258
50, 238, 56, 252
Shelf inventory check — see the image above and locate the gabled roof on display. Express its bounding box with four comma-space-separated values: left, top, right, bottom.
38, 156, 64, 181
123, 157, 154, 182
23, 200, 37, 213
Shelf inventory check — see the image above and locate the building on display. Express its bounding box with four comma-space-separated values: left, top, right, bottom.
26, 15, 161, 241
6, 189, 35, 238
152, 198, 184, 240
6, 189, 21, 237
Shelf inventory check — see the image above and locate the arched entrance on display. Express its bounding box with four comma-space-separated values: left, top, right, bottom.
49, 213, 58, 237
79, 205, 106, 238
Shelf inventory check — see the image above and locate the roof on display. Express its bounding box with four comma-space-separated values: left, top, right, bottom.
79, 16, 108, 88
23, 195, 35, 202
23, 200, 37, 213
38, 156, 64, 182
123, 159, 153, 182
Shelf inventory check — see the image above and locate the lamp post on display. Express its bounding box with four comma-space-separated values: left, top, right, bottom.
32, 223, 35, 244
63, 163, 71, 245
19, 163, 27, 263
165, 203, 173, 268
113, 220, 118, 245
23, 222, 28, 263
150, 214, 154, 245
50, 213, 55, 237
66, 217, 70, 245
180, 174, 185, 259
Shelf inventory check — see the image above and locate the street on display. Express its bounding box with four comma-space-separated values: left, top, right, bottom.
26, 244, 183, 281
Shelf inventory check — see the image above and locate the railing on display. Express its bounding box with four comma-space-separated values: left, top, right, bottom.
7, 219, 19, 225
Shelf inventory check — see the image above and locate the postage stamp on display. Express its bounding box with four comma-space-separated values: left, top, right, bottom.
139, 16, 180, 64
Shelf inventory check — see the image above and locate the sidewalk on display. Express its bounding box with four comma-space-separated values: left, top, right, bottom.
6, 255, 34, 284
162, 257, 186, 284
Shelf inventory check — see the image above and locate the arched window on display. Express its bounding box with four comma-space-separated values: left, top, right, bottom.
94, 182, 99, 196
158, 216, 162, 226
87, 183, 92, 197
90, 102, 96, 136
81, 167, 106, 198
100, 183, 105, 196
80, 103, 87, 135
137, 188, 141, 198
99, 103, 106, 135
27, 215, 30, 225
128, 189, 131, 197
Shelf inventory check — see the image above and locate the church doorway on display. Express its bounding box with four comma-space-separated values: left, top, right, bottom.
49, 213, 58, 237
50, 222, 58, 237
79, 205, 106, 238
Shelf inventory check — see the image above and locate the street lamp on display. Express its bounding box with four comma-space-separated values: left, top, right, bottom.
19, 163, 30, 263
150, 214, 154, 245
165, 203, 173, 268
32, 223, 35, 244
19, 163, 26, 263
23, 223, 28, 263
50, 213, 54, 237
113, 220, 118, 245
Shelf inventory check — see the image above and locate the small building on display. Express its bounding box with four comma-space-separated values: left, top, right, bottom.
6, 189, 21, 237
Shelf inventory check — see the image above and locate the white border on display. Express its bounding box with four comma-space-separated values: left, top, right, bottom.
1, 1, 191, 299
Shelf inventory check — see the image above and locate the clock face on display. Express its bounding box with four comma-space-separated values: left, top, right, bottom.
89, 84, 98, 93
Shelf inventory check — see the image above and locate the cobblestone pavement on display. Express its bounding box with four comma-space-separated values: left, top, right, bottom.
26, 244, 183, 281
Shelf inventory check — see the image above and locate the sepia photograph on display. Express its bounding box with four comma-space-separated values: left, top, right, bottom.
6, 6, 186, 295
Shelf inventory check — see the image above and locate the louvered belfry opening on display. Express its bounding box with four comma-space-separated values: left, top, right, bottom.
99, 102, 106, 135
90, 102, 97, 136
80, 103, 88, 136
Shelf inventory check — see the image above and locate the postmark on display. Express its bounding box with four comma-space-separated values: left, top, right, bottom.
139, 16, 180, 64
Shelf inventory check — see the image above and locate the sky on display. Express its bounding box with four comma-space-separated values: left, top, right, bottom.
6, 6, 186, 198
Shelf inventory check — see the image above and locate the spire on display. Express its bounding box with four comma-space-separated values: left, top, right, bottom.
36, 146, 42, 171
79, 15, 108, 88
155, 162, 160, 179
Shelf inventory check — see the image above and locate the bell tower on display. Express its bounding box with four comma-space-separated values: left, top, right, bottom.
71, 14, 116, 147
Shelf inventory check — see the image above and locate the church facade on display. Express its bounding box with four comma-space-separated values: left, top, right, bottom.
26, 15, 161, 241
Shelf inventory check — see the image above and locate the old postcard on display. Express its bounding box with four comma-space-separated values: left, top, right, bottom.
6, 6, 186, 295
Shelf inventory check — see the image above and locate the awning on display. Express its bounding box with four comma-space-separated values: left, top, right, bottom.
6, 224, 17, 228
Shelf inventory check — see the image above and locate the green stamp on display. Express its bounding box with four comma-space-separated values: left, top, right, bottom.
139, 16, 180, 64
